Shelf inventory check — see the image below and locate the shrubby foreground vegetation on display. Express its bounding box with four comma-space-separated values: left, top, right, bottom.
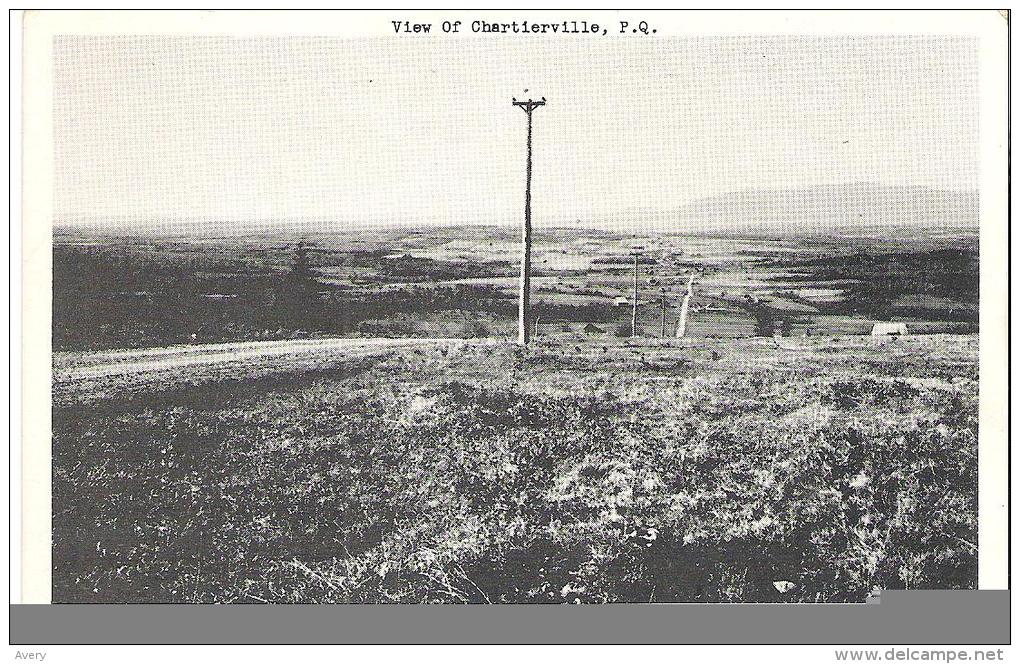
53, 336, 977, 603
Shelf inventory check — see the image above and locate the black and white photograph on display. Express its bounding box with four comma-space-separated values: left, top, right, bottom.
24, 10, 1006, 611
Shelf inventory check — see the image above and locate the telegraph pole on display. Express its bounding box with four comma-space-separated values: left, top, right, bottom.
631, 252, 640, 337
512, 96, 546, 345
660, 288, 667, 338
676, 272, 695, 338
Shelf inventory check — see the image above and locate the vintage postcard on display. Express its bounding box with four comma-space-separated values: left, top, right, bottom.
17, 9, 1008, 617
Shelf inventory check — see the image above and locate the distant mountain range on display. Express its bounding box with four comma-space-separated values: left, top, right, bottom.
55, 183, 978, 239
595, 183, 979, 237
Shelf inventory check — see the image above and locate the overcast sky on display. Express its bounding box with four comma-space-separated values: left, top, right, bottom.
53, 34, 978, 233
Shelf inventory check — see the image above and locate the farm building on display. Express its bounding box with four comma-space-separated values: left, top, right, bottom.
871, 322, 908, 337
613, 296, 630, 307
583, 322, 605, 334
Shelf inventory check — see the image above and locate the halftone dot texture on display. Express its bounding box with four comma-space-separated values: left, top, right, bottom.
53, 35, 978, 237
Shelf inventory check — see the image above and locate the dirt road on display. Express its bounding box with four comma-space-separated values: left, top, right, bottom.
53, 336, 496, 384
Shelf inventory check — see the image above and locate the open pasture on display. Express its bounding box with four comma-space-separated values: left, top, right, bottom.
53, 334, 978, 603
54, 225, 978, 351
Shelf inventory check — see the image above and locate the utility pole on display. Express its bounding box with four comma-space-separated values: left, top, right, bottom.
676, 272, 695, 338
631, 252, 640, 337
512, 96, 546, 345
660, 288, 667, 338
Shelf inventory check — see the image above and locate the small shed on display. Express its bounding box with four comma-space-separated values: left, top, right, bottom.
613, 296, 630, 307
583, 322, 605, 334
871, 322, 908, 337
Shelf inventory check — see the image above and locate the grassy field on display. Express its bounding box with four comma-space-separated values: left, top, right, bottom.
53, 226, 979, 351
53, 334, 977, 603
